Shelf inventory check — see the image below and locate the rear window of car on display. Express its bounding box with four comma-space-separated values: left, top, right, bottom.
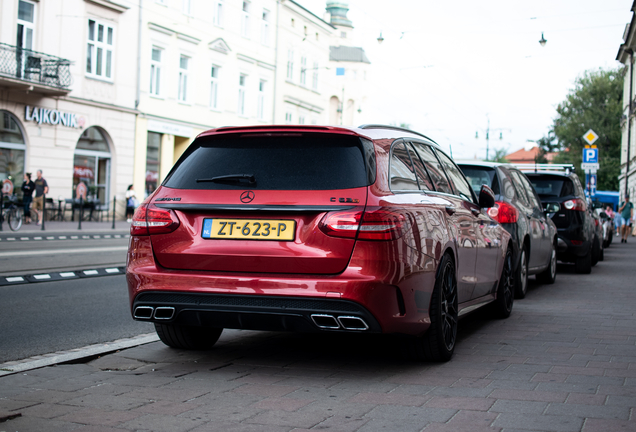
163, 133, 376, 190
458, 166, 499, 196
526, 175, 575, 197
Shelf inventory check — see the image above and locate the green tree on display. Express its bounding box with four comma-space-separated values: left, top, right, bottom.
488, 147, 509, 163
542, 68, 624, 191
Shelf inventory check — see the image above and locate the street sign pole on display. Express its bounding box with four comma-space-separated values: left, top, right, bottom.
582, 130, 600, 199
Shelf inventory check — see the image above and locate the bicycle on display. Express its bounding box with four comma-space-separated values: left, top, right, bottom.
1, 194, 23, 231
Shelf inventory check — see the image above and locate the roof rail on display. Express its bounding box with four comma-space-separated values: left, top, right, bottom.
358, 124, 438, 145
513, 163, 575, 174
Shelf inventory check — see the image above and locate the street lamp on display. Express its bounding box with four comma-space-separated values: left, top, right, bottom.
377, 32, 384, 44
539, 32, 547, 47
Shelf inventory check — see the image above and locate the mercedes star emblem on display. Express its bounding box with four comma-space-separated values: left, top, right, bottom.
240, 190, 255, 203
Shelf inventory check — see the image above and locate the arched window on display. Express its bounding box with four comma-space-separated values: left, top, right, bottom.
73, 127, 111, 204
0, 110, 27, 197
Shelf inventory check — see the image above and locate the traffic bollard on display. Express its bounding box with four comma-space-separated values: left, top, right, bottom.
41, 193, 46, 231
112, 196, 116, 229
78, 196, 83, 230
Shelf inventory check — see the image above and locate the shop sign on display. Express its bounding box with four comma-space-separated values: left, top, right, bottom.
74, 166, 94, 179
147, 119, 193, 137
25, 105, 84, 128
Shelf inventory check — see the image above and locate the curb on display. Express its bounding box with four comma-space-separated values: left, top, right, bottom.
0, 233, 129, 242
0, 266, 126, 287
0, 333, 159, 377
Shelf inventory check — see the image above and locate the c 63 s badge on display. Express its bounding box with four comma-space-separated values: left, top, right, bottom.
330, 197, 360, 203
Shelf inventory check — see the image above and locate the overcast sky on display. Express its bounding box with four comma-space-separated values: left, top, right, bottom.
301, 0, 633, 159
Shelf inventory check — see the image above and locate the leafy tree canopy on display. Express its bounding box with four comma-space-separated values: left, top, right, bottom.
537, 68, 623, 191
487, 147, 509, 163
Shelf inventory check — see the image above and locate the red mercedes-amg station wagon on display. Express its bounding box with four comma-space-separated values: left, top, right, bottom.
127, 125, 514, 361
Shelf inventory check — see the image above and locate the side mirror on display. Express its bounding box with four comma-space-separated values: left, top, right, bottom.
478, 184, 495, 209
544, 202, 560, 214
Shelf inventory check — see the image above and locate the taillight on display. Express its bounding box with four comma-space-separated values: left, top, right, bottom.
563, 198, 586, 211
319, 207, 408, 241
130, 203, 180, 236
487, 201, 518, 224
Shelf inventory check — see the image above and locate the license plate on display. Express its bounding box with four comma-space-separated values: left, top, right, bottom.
202, 218, 296, 241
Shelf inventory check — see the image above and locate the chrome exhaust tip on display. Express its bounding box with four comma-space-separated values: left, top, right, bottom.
337, 316, 369, 331
133, 306, 154, 319
310, 314, 340, 329
153, 307, 175, 320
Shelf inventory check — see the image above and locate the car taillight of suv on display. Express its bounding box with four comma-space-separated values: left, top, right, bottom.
131, 203, 180, 236
487, 201, 519, 224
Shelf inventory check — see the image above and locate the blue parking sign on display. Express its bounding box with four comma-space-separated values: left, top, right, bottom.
583, 148, 598, 163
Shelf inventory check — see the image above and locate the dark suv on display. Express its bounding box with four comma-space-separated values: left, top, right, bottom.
458, 162, 558, 298
126, 125, 514, 362
522, 166, 598, 274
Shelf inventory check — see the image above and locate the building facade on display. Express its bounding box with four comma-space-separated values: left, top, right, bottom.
0, 0, 371, 211
617, 1, 636, 200
0, 0, 139, 214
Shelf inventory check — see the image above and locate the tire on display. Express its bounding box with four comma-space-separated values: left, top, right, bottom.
491, 246, 514, 319
514, 247, 528, 299
406, 254, 458, 362
8, 208, 23, 231
575, 249, 592, 274
591, 237, 600, 267
155, 323, 223, 350
536, 242, 557, 284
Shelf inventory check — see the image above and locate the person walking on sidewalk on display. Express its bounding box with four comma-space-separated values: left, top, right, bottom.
32, 170, 48, 226
618, 194, 634, 243
125, 184, 137, 223
21, 172, 35, 224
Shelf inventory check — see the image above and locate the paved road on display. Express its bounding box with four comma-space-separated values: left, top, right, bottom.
0, 275, 153, 363
0, 238, 634, 431
0, 237, 128, 277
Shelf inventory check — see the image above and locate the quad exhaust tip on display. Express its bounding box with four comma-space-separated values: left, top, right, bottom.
133, 306, 154, 319
133, 306, 175, 320
310, 314, 368, 331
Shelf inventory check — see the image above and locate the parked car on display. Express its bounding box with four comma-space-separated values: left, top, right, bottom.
126, 125, 514, 362
458, 162, 558, 299
592, 202, 614, 249
521, 166, 599, 274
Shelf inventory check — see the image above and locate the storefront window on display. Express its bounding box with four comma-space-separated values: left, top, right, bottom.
146, 132, 161, 197
73, 127, 110, 204
0, 111, 26, 198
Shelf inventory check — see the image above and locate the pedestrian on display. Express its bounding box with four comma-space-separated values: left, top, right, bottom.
618, 194, 634, 243
125, 184, 137, 223
32, 170, 48, 226
21, 172, 35, 224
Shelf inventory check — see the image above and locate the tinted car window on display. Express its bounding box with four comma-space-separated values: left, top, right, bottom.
406, 143, 434, 191
164, 134, 375, 190
434, 150, 476, 204
527, 175, 575, 198
411, 142, 453, 194
390, 142, 419, 191
509, 170, 531, 206
459, 166, 497, 196
517, 173, 541, 209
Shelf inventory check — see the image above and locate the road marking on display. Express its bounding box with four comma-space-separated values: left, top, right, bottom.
105, 268, 120, 273
33, 274, 51, 280
0, 246, 128, 257
83, 270, 99, 275
60, 272, 76, 277
6, 277, 24, 282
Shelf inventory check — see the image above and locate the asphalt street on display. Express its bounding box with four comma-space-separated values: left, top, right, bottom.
0, 235, 634, 431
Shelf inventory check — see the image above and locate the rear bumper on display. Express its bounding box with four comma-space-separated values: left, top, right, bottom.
127, 236, 440, 337
132, 291, 382, 333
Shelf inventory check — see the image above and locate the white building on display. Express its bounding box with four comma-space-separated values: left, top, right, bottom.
0, 0, 372, 211
617, 1, 636, 200
0, 0, 139, 216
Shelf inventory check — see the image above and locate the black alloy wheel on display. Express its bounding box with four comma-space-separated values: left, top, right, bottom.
536, 242, 557, 284
408, 254, 458, 362
492, 246, 514, 319
514, 247, 528, 299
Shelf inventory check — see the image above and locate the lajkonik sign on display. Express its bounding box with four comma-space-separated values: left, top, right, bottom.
24, 105, 83, 128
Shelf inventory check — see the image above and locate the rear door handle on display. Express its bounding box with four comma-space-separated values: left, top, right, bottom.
445, 206, 456, 215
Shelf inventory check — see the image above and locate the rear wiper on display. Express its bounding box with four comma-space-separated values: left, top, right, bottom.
196, 174, 256, 185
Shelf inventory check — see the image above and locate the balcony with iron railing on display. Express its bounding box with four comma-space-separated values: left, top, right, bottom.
0, 42, 72, 95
